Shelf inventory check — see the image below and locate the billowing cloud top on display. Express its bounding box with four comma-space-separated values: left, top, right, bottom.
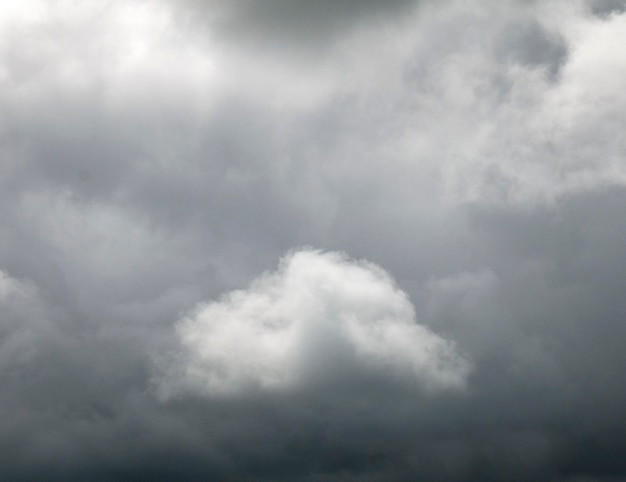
161, 250, 470, 397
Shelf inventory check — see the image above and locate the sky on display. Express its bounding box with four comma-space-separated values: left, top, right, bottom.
1, 0, 626, 480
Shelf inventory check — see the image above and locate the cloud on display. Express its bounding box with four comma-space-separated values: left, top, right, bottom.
431, 2, 626, 206
0, 270, 63, 371
171, 0, 418, 59
160, 249, 470, 397
1, 0, 626, 480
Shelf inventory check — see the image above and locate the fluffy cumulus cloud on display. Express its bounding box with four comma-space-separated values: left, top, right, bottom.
162, 250, 469, 397
2, 0, 626, 480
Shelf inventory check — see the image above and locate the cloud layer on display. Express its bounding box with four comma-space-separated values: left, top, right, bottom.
1, 0, 626, 480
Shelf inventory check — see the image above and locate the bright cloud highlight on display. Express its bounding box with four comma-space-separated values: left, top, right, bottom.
161, 249, 470, 397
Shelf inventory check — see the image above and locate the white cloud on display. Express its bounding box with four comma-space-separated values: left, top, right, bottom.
159, 249, 470, 398
0, 0, 217, 134
437, 2, 626, 206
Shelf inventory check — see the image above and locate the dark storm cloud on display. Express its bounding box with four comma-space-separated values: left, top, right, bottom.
173, 0, 419, 58
1, 0, 626, 480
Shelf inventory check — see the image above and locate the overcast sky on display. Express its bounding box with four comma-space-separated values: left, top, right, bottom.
1, 0, 626, 480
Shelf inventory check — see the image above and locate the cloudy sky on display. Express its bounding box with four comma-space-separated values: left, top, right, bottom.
1, 0, 626, 480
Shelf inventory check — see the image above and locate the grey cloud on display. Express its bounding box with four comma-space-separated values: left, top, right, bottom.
172, 0, 419, 59
494, 19, 568, 78
1, 0, 626, 480
589, 0, 626, 16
